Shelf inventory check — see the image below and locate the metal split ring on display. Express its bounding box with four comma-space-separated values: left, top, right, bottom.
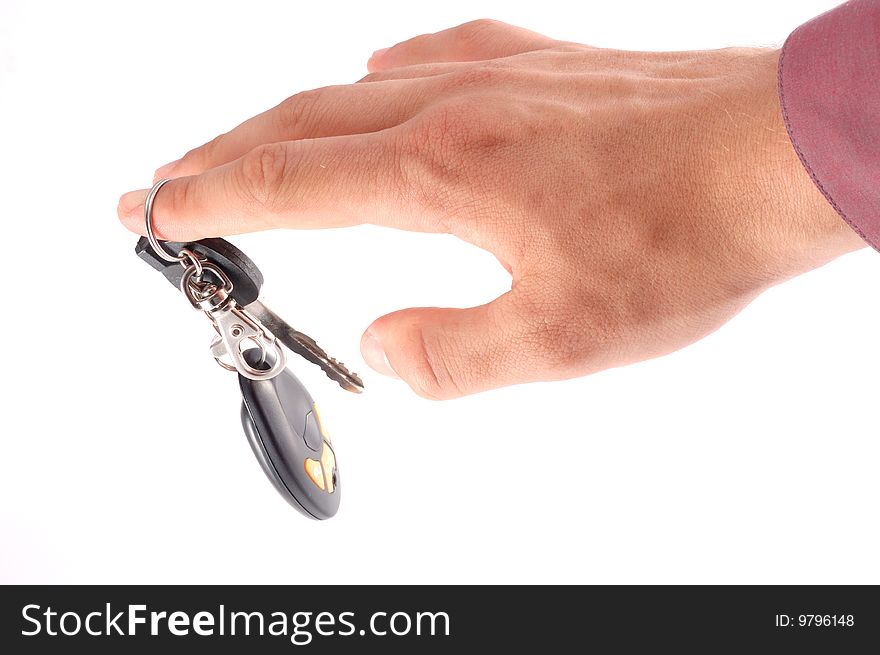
179, 261, 233, 310
178, 247, 204, 278
144, 177, 185, 264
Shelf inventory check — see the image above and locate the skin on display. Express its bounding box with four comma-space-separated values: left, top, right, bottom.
118, 19, 865, 400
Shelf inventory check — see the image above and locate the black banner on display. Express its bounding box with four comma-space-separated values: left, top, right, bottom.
1, 585, 877, 652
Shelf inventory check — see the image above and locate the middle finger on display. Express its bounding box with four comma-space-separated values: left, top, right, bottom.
156, 77, 446, 180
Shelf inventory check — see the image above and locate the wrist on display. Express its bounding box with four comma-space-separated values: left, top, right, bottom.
727, 48, 864, 286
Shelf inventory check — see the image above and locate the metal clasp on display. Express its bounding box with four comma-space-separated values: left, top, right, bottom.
181, 262, 286, 380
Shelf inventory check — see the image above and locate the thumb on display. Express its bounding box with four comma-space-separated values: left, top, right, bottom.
360, 293, 537, 399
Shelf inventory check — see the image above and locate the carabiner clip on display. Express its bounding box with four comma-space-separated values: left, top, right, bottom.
181, 261, 286, 380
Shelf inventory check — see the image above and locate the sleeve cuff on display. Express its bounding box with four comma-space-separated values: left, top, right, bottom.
778, 0, 880, 250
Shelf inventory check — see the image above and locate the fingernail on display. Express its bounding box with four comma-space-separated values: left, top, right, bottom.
154, 158, 182, 181
370, 47, 389, 60
360, 331, 399, 378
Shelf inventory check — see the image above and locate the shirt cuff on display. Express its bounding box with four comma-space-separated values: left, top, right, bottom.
778, 0, 880, 250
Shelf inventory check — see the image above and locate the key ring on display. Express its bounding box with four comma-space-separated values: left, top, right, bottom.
179, 247, 204, 278
144, 177, 185, 264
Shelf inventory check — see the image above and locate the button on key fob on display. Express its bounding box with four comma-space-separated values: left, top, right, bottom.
239, 349, 340, 520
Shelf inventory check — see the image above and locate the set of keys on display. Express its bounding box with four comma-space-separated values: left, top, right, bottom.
135, 178, 361, 519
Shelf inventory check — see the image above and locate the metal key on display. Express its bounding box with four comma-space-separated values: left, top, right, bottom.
136, 235, 364, 392
245, 299, 364, 393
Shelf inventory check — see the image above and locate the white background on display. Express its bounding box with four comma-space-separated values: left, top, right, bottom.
1, 0, 876, 584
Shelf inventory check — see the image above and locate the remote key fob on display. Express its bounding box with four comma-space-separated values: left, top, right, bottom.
239, 350, 340, 520
135, 236, 263, 306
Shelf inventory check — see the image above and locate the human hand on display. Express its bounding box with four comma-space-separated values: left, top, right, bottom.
118, 19, 864, 399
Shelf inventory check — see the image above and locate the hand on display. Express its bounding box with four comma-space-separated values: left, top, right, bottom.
118, 19, 864, 400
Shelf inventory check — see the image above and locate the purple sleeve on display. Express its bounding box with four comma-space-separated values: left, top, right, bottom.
778, 0, 880, 250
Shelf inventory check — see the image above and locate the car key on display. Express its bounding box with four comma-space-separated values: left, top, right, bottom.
245, 299, 364, 393
135, 236, 363, 392
134, 177, 356, 518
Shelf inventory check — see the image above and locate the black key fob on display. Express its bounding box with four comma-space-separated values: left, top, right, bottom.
239, 350, 340, 519
135, 236, 263, 306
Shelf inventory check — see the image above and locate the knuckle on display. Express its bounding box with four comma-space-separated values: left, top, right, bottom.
397, 104, 472, 220
526, 317, 590, 374
410, 101, 472, 152
548, 44, 586, 54
276, 87, 326, 136
398, 97, 507, 220
406, 326, 466, 401
167, 179, 191, 217
443, 64, 505, 91
357, 71, 384, 84
153, 179, 197, 240
237, 142, 292, 208
454, 18, 504, 47
513, 288, 599, 374
199, 134, 225, 162
180, 134, 225, 170
388, 33, 431, 59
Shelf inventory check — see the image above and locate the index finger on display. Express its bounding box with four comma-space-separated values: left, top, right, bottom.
117, 130, 441, 241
